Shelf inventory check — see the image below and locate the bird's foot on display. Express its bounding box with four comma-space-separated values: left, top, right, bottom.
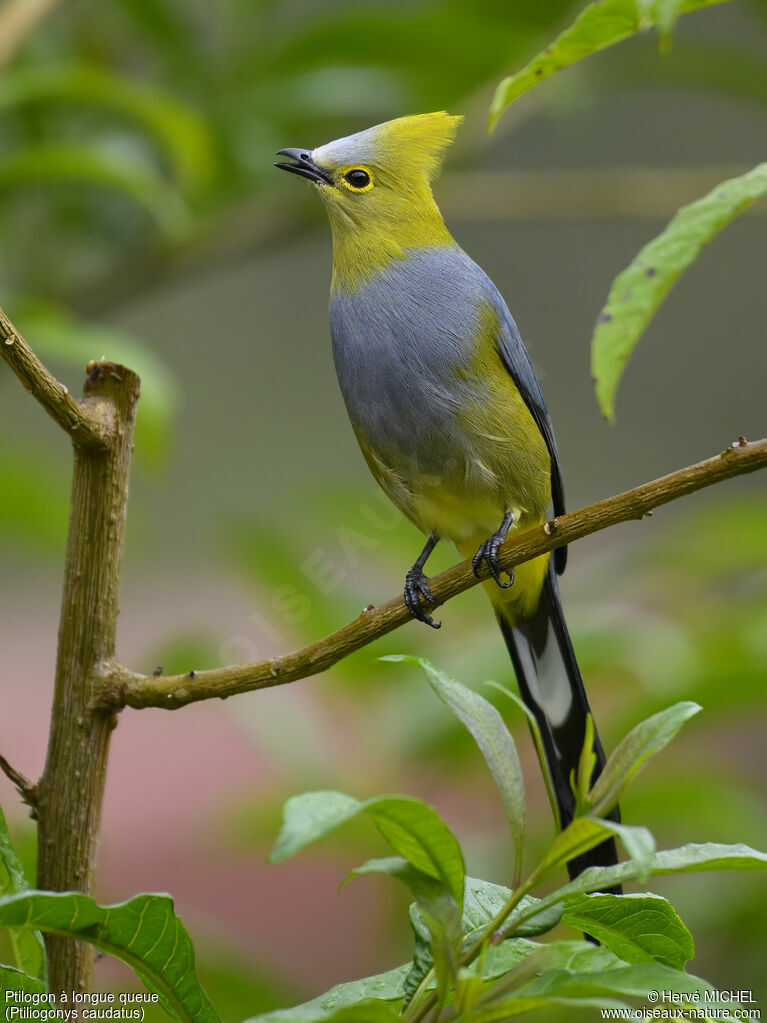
473, 512, 515, 589
404, 566, 442, 629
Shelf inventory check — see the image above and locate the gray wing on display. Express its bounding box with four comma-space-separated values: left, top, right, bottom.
493, 296, 568, 575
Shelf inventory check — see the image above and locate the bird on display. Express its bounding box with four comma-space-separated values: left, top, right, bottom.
275, 112, 619, 881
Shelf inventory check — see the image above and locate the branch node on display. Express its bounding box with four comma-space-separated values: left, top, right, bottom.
0, 753, 38, 814
723, 435, 749, 456
543, 518, 559, 536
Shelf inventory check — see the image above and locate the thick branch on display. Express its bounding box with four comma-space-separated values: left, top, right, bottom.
97, 435, 767, 712
0, 307, 109, 447
36, 361, 140, 995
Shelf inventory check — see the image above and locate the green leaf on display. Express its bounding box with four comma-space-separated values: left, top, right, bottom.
345, 856, 445, 899
0, 964, 49, 993
245, 966, 410, 1022
385, 656, 525, 885
562, 893, 694, 968
540, 817, 655, 880
472, 942, 735, 1018
464, 944, 635, 1018
0, 807, 47, 983
462, 878, 563, 940
0, 145, 190, 238
417, 897, 463, 1008
587, 702, 701, 816
654, 0, 685, 40
317, 1007, 401, 1022
520, 958, 737, 1013
465, 995, 632, 1019
404, 904, 438, 1007
509, 843, 767, 933
488, 0, 733, 128
268, 791, 465, 910
346, 854, 463, 1004
574, 714, 597, 810
477, 941, 609, 1002
485, 681, 560, 828
404, 878, 561, 1009
0, 892, 219, 1023
592, 162, 767, 419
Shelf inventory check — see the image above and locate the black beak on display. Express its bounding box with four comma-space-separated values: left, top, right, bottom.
275, 148, 333, 186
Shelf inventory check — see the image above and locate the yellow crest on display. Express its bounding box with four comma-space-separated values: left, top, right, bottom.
313, 111, 463, 184
370, 112, 463, 181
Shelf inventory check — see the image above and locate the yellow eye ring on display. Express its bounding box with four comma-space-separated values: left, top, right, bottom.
342, 167, 373, 192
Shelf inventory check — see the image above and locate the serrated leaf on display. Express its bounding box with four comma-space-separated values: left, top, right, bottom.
592, 163, 767, 419
587, 702, 701, 816
0, 807, 47, 982
268, 791, 465, 910
245, 966, 410, 1022
561, 893, 694, 969
0, 892, 218, 1023
385, 657, 525, 886
488, 0, 732, 128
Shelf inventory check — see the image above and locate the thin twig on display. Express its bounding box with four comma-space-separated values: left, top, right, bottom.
0, 307, 110, 447
0, 753, 37, 809
95, 435, 767, 712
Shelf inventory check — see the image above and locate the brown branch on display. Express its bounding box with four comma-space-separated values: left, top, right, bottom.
96, 434, 767, 713
0, 753, 37, 812
0, 307, 110, 447
35, 361, 140, 995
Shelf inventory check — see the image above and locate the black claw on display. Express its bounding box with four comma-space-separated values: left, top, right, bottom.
404, 568, 442, 629
473, 514, 515, 589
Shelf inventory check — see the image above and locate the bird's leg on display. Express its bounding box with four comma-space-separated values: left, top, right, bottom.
473, 511, 515, 589
404, 534, 442, 629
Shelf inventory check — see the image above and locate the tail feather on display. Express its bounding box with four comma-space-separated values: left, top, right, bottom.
497, 561, 621, 883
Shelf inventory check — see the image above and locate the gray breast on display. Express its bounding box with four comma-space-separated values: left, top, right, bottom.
329, 245, 490, 474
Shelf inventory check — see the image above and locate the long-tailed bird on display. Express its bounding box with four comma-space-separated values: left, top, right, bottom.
276, 112, 619, 879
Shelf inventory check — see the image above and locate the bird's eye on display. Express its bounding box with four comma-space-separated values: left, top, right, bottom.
344, 169, 371, 190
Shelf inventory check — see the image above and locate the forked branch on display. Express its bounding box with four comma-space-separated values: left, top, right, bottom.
0, 307, 110, 447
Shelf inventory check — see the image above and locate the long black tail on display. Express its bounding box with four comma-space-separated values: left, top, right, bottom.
497, 560, 620, 881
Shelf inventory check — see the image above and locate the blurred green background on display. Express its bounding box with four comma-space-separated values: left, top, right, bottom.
0, 0, 766, 1018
